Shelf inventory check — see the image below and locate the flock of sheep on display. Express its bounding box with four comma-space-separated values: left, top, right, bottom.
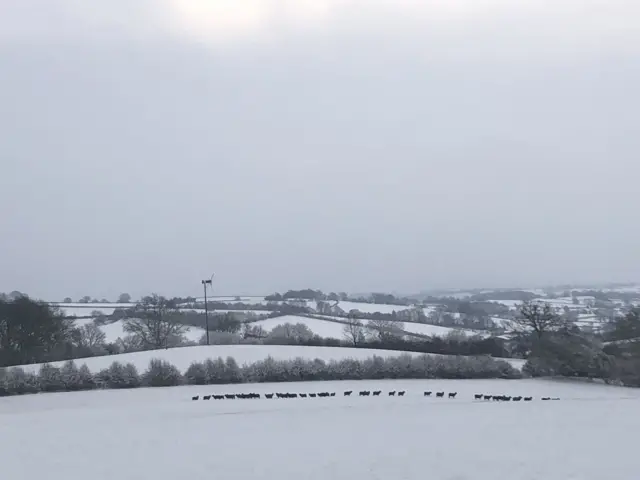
191, 390, 560, 401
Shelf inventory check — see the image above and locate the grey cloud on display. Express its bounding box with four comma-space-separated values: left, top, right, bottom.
1, 1, 639, 299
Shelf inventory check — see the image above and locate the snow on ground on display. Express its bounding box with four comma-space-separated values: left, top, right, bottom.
523, 288, 548, 296
495, 299, 524, 309
547, 298, 581, 308
335, 300, 411, 314
17, 344, 526, 374
182, 308, 272, 315
73, 317, 95, 329
1, 378, 637, 480
400, 322, 490, 338
249, 315, 353, 339
312, 315, 487, 339
184, 326, 205, 342
491, 317, 515, 329
603, 285, 640, 294
194, 296, 267, 305
59, 306, 118, 317
422, 305, 437, 316
98, 320, 127, 343
56, 302, 133, 317
55, 302, 134, 309
81, 320, 204, 344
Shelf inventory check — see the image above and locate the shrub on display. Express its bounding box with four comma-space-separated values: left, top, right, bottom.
78, 364, 97, 390
225, 357, 242, 383
60, 360, 82, 391
199, 331, 242, 345
143, 359, 183, 387
185, 361, 207, 385
5, 367, 40, 395
0, 368, 8, 396
123, 363, 141, 388
96, 361, 140, 389
38, 363, 66, 392
204, 357, 227, 384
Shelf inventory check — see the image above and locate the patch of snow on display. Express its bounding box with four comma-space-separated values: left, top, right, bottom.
495, 299, 524, 308
422, 306, 437, 316
73, 318, 96, 329
184, 326, 205, 343
491, 317, 515, 329
99, 320, 128, 343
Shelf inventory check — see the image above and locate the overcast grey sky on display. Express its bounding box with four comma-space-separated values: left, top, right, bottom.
1, 1, 639, 300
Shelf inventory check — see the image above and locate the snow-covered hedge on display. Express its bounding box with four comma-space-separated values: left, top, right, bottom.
0, 354, 520, 396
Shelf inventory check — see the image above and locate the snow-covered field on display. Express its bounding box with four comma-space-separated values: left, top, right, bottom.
251, 315, 487, 341
495, 299, 523, 308
249, 315, 353, 339
184, 308, 272, 315
401, 322, 489, 338
335, 300, 411, 314
311, 314, 485, 339
194, 296, 266, 305
1, 378, 637, 480
19, 345, 514, 375
75, 319, 204, 344
58, 304, 128, 317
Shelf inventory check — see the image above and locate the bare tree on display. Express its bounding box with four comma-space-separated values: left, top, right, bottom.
75, 323, 106, 350
343, 316, 366, 346
242, 323, 266, 339
366, 318, 405, 341
116, 334, 143, 353
511, 302, 566, 339
123, 294, 187, 349
268, 323, 314, 343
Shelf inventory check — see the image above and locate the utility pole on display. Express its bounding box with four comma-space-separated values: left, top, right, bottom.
201, 276, 213, 345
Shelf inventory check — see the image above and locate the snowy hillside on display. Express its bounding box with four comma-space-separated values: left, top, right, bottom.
1, 378, 637, 480
94, 320, 204, 344
19, 344, 522, 375
249, 315, 354, 339
399, 322, 489, 338
56, 302, 134, 317
333, 300, 411, 314
306, 314, 487, 340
